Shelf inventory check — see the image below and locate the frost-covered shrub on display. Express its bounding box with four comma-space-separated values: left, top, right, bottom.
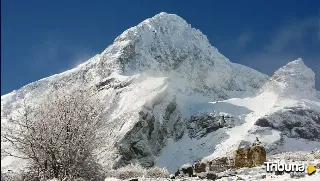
1, 88, 105, 180
282, 152, 311, 161
106, 163, 146, 180
1, 170, 41, 181
311, 150, 320, 159
146, 167, 169, 178
106, 163, 169, 179
1, 171, 23, 181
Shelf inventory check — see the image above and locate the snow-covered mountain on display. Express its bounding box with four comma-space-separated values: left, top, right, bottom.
1, 12, 319, 175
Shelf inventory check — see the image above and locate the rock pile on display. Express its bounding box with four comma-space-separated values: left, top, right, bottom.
173, 157, 233, 180
174, 142, 266, 180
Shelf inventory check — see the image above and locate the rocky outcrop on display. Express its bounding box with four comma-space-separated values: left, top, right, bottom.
234, 145, 266, 168
208, 157, 234, 173
194, 162, 206, 173
114, 108, 167, 168
174, 157, 233, 180
255, 106, 320, 141
174, 164, 195, 178
187, 112, 236, 139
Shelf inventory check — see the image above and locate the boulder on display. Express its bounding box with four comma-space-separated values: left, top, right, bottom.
181, 166, 193, 177
174, 169, 180, 177
234, 148, 250, 168
175, 164, 193, 178
234, 145, 266, 168
206, 172, 218, 180
128, 179, 138, 181
248, 145, 266, 167
209, 157, 234, 172
169, 174, 175, 179
194, 162, 207, 173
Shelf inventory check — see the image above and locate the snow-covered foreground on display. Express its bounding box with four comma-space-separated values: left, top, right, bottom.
213, 151, 320, 181
106, 151, 320, 180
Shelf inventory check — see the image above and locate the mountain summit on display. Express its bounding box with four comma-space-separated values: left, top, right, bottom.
1, 13, 319, 175
99, 12, 268, 100
264, 58, 317, 100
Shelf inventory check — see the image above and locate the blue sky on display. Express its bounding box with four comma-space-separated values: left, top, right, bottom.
1, 0, 320, 94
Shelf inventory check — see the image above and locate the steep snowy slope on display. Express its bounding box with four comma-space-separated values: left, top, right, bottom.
155, 59, 320, 173
214, 59, 320, 155
1, 12, 319, 176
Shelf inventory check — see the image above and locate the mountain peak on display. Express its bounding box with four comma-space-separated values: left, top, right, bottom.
274, 58, 313, 80
290, 57, 304, 64
101, 12, 218, 74
276, 58, 307, 73
97, 12, 268, 100
139, 12, 189, 30
152, 12, 186, 21
265, 58, 317, 100
114, 12, 191, 44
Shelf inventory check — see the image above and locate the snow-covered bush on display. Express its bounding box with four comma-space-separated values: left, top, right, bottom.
311, 149, 320, 159
1, 171, 22, 181
106, 163, 146, 180
106, 163, 169, 180
146, 167, 169, 178
282, 152, 311, 161
1, 87, 105, 180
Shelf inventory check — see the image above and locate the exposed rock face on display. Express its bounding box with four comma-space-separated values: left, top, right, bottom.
114, 107, 168, 168
255, 107, 320, 142
174, 164, 194, 178
187, 113, 235, 139
234, 145, 266, 168
206, 172, 218, 180
194, 162, 206, 173
208, 157, 234, 173
181, 167, 193, 177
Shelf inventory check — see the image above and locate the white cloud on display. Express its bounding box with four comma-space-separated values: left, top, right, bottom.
28, 32, 95, 73
217, 32, 252, 55
235, 33, 252, 50
266, 17, 318, 53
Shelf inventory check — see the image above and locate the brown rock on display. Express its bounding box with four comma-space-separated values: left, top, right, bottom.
248, 145, 266, 167
235, 148, 250, 168
234, 145, 266, 168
